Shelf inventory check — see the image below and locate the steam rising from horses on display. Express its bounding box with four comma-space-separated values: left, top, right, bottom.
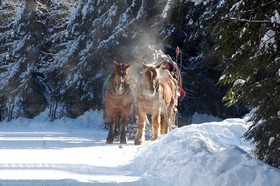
104, 45, 179, 145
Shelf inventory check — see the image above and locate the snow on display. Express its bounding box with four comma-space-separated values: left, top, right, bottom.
260, 29, 277, 51
269, 137, 275, 146
191, 0, 204, 6
162, 1, 171, 19
219, 74, 226, 81
82, 1, 94, 20
230, 1, 244, 11
14, 2, 24, 27
233, 79, 245, 87
0, 110, 279, 185
136, 0, 147, 19
271, 10, 280, 24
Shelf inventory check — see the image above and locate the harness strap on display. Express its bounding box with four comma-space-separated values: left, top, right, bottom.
158, 83, 174, 132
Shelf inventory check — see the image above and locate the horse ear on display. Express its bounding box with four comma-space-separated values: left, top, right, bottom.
141, 61, 147, 69
156, 63, 162, 69
114, 61, 121, 70
125, 64, 130, 70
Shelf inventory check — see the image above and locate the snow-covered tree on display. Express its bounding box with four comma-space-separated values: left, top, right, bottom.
162, 0, 247, 119
215, 0, 280, 168
0, 0, 47, 120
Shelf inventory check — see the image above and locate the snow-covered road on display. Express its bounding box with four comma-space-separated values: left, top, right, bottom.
0, 125, 141, 185
0, 110, 279, 186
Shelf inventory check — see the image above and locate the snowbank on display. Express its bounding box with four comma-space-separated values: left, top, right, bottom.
133, 119, 280, 186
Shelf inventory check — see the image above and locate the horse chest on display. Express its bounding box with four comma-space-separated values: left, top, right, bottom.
137, 96, 161, 114
106, 93, 132, 108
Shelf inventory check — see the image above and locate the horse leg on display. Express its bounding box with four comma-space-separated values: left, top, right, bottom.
114, 113, 120, 140
106, 113, 117, 144
161, 104, 174, 134
167, 100, 176, 130
106, 121, 114, 144
119, 114, 128, 144
151, 113, 160, 141
160, 113, 168, 134
135, 113, 146, 145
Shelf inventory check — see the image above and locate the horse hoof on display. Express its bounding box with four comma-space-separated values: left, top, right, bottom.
120, 140, 127, 144
150, 136, 157, 141
134, 140, 142, 145
106, 140, 113, 144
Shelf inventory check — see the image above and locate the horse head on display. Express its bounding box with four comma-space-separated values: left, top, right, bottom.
141, 62, 161, 96
113, 61, 130, 93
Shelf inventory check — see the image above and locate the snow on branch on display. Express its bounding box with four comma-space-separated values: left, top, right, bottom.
271, 10, 280, 24
260, 29, 277, 52
223, 10, 280, 25
223, 17, 271, 24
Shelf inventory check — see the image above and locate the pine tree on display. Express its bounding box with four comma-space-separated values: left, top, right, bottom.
0, 0, 47, 119
162, 0, 247, 119
214, 1, 280, 168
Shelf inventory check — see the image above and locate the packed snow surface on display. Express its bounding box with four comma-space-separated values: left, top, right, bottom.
0, 110, 279, 186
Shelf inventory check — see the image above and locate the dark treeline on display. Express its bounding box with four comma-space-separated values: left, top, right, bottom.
0, 0, 245, 121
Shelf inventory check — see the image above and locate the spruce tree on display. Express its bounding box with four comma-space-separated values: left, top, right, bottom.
214, 1, 280, 167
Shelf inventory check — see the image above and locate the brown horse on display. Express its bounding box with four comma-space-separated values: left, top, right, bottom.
134, 62, 177, 145
105, 61, 133, 144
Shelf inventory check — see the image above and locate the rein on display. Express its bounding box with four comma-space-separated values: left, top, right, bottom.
158, 83, 174, 132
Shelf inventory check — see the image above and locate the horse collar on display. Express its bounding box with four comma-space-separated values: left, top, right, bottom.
140, 80, 160, 99
111, 82, 130, 96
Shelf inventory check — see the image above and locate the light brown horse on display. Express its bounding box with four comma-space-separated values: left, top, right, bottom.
134, 62, 177, 145
105, 61, 133, 144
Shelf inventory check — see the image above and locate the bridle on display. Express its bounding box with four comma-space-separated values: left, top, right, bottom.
107, 73, 130, 97
137, 69, 160, 99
